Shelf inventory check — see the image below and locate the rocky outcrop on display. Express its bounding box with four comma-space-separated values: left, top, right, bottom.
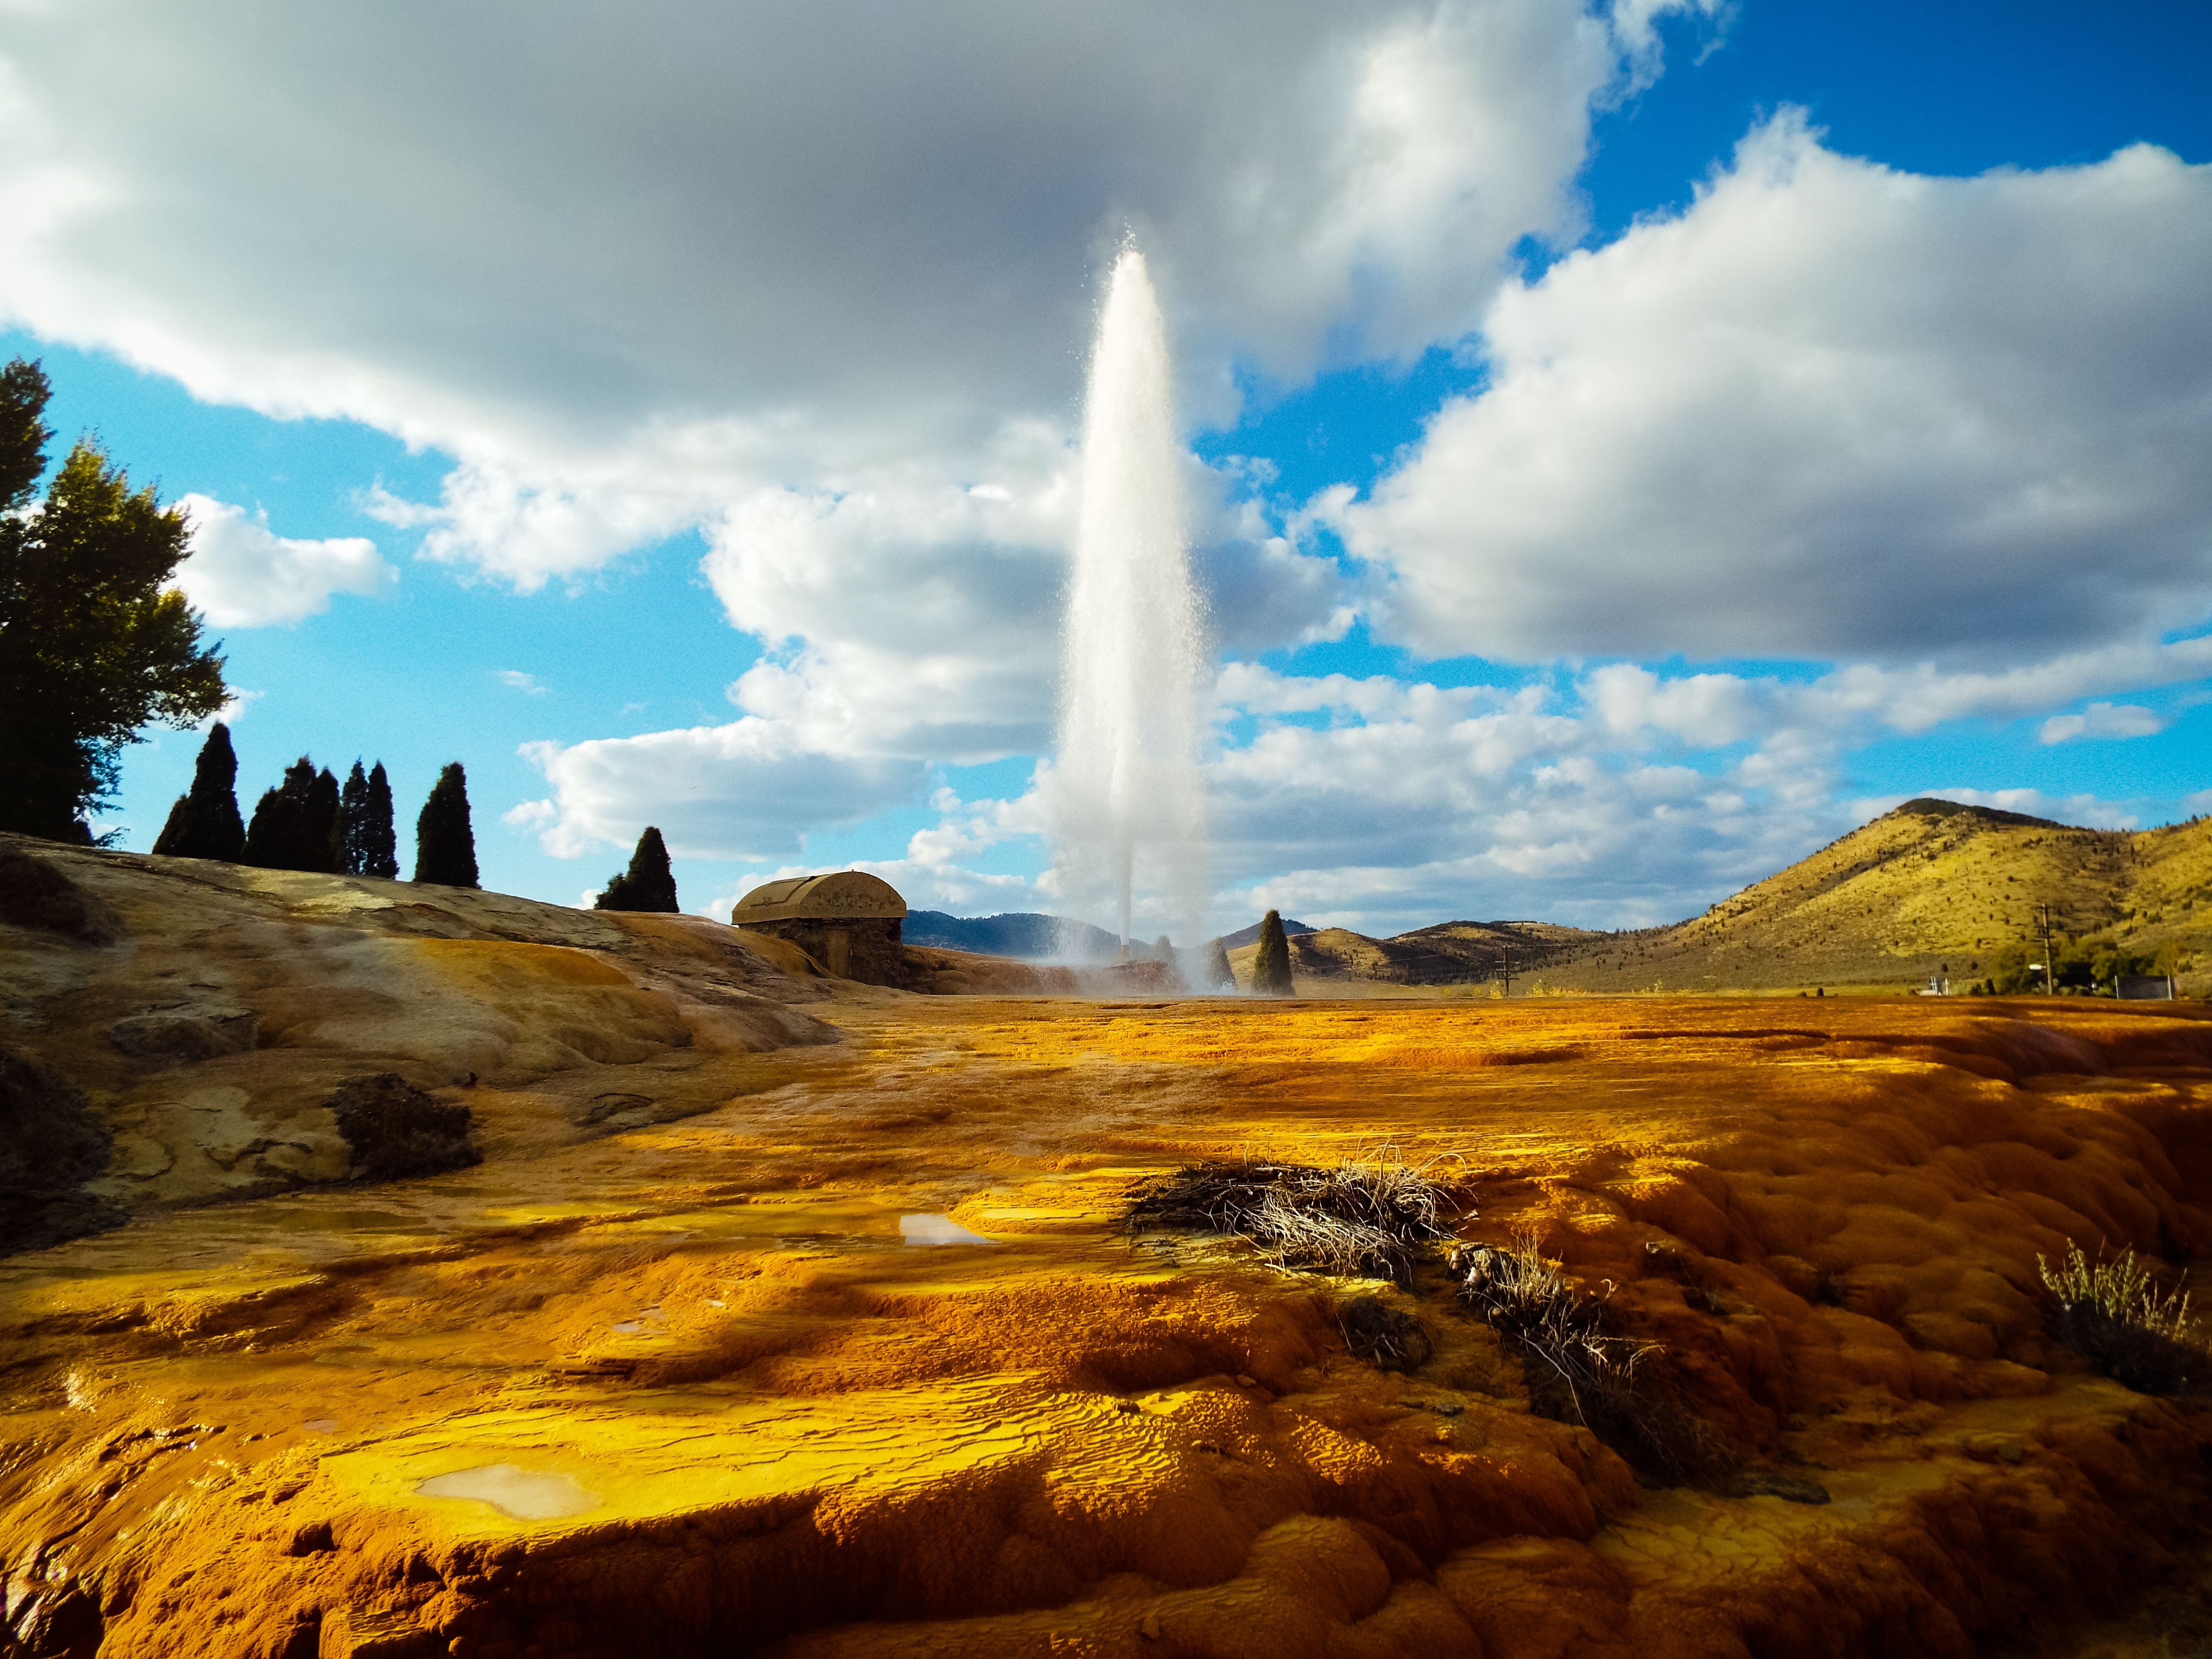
0, 1046, 123, 1252
0, 832, 846, 1226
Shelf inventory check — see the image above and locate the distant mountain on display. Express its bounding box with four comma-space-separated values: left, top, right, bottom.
1214, 916, 1316, 950
903, 911, 1127, 961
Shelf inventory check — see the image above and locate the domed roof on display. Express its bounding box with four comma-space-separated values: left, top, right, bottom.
730, 870, 907, 924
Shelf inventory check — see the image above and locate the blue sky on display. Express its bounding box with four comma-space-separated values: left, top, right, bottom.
4, 0, 2208, 939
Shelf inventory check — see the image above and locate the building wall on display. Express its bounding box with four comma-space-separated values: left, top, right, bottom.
738, 916, 906, 986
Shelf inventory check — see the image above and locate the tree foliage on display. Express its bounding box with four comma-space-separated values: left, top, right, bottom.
595, 825, 679, 912
1203, 936, 1236, 989
339, 760, 399, 879
0, 359, 227, 841
241, 757, 342, 873
151, 722, 246, 862
414, 762, 479, 888
1251, 909, 1294, 996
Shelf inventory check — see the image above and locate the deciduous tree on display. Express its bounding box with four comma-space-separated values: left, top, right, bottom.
0, 359, 227, 841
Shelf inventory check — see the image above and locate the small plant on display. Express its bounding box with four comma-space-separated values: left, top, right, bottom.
1452, 1232, 1728, 1486
2038, 1241, 2203, 1395
1124, 1149, 1453, 1287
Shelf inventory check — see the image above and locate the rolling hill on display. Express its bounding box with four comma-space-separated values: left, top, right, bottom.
1224, 799, 2212, 998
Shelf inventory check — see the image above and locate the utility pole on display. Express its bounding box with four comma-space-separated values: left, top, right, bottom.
1499, 945, 1513, 999
2039, 902, 2054, 994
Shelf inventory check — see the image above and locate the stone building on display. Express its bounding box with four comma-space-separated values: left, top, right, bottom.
730, 871, 907, 984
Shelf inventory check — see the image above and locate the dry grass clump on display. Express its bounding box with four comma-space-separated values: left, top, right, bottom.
2039, 1241, 2205, 1395
1123, 1149, 1454, 1288
1452, 1233, 1728, 1486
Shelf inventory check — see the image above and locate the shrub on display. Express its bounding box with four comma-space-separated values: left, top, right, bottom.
1125, 1149, 1453, 1288
2038, 1240, 2203, 1395
1452, 1232, 1728, 1485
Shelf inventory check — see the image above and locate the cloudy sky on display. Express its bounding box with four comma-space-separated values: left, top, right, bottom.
5, 0, 2208, 939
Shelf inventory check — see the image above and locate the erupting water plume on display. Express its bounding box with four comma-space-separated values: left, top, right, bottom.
1052, 249, 1209, 956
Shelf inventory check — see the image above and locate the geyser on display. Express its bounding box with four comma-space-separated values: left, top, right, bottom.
1052, 249, 1209, 953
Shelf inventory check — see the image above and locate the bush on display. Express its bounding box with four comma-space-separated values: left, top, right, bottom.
1125, 1150, 1453, 1288
2039, 1240, 2203, 1395
1452, 1232, 1728, 1485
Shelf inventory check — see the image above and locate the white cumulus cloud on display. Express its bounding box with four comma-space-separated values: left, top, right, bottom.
1334, 115, 2212, 666
174, 494, 393, 626
2039, 702, 2166, 744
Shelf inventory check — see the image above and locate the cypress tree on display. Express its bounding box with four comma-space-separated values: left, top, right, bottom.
150, 722, 246, 861
241, 757, 325, 871
1251, 910, 1293, 996
304, 766, 342, 872
337, 761, 399, 878
361, 762, 398, 878
338, 762, 369, 873
414, 762, 479, 888
594, 826, 679, 912
1203, 937, 1235, 989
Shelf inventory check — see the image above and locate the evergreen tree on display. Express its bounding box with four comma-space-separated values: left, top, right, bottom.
150, 722, 246, 861
240, 757, 340, 872
338, 762, 371, 873
360, 762, 399, 878
594, 826, 679, 912
0, 359, 228, 841
1203, 937, 1236, 990
305, 766, 342, 872
414, 762, 479, 888
337, 761, 399, 878
1251, 910, 1294, 996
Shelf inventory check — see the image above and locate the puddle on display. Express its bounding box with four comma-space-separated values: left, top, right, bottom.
414, 1464, 597, 1520
900, 1214, 994, 1246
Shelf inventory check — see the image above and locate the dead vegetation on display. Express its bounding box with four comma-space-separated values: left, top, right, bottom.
2040, 1241, 2205, 1395
1451, 1232, 1731, 1486
1122, 1149, 1455, 1288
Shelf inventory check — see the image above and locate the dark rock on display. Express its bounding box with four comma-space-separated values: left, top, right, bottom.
1728, 1468, 1832, 1504
579, 1093, 656, 1127
0, 847, 121, 944
327, 1073, 479, 1182
1340, 1295, 1432, 1372
108, 1007, 258, 1060
0, 1046, 126, 1255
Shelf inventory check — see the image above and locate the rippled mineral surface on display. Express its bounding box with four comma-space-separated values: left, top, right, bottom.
7, 992, 2212, 1658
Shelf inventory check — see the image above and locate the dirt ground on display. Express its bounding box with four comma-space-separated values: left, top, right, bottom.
6, 991, 2212, 1658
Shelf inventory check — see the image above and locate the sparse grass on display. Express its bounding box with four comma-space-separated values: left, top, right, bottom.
1452, 1232, 1729, 1486
2038, 1241, 2204, 1395
1123, 1148, 1454, 1288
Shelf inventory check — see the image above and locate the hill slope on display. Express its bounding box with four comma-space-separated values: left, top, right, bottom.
1218, 800, 2211, 998
1535, 798, 2211, 996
